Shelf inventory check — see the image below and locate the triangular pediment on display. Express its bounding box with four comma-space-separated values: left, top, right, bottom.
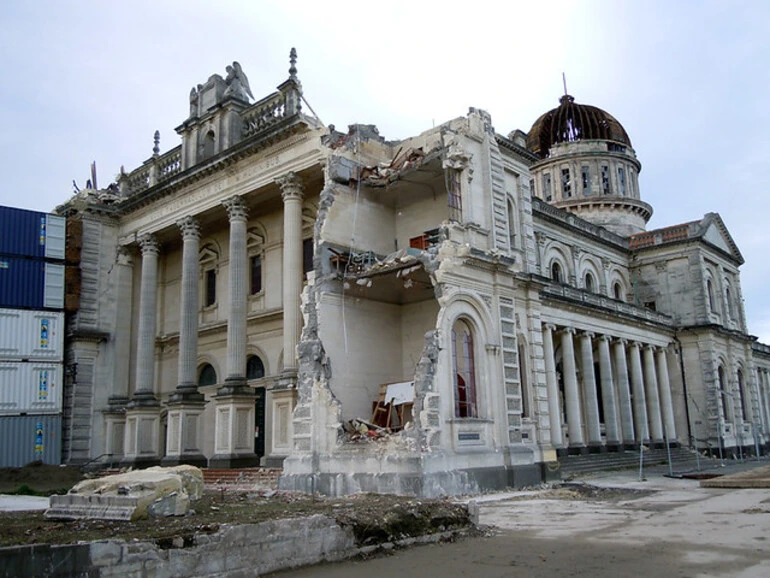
698, 213, 744, 264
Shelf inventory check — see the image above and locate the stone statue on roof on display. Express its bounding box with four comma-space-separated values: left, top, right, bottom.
224, 61, 254, 102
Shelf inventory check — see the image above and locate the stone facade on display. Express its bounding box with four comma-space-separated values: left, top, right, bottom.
57, 52, 769, 495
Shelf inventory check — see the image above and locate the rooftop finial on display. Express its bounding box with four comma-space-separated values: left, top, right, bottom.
562, 72, 568, 96
153, 130, 160, 156
289, 47, 297, 81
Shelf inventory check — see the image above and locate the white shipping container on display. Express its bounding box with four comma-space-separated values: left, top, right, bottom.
0, 308, 64, 361
0, 361, 63, 415
44, 214, 66, 260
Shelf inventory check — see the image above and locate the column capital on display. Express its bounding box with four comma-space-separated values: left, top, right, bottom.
543, 322, 557, 332
276, 171, 304, 202
116, 245, 135, 266
177, 215, 201, 240
560, 326, 576, 335
613, 337, 628, 346
629, 340, 642, 350
223, 195, 249, 222
597, 334, 612, 343
138, 233, 159, 255
580, 330, 595, 339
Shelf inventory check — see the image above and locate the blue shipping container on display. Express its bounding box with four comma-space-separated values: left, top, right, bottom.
0, 257, 64, 310
0, 205, 66, 260
0, 414, 62, 467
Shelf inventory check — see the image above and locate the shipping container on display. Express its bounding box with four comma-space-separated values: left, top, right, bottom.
0, 414, 62, 467
0, 361, 63, 415
0, 308, 64, 361
0, 206, 65, 260
0, 257, 64, 310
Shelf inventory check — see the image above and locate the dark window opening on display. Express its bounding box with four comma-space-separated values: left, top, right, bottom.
736, 370, 746, 421
613, 282, 623, 301
246, 355, 265, 380
250, 255, 262, 295
543, 174, 552, 202
643, 300, 656, 311
618, 167, 626, 196
302, 238, 314, 276
551, 262, 563, 284
198, 364, 217, 387
581, 166, 590, 195
447, 169, 463, 221
601, 165, 610, 194
203, 130, 215, 159
707, 279, 715, 311
452, 320, 478, 418
585, 272, 595, 292
561, 168, 571, 198
205, 269, 216, 306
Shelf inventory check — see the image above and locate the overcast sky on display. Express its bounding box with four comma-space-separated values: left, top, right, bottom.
0, 1, 767, 342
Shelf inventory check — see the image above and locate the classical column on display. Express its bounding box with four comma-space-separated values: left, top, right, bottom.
761, 371, 770, 439
105, 246, 134, 461
628, 342, 650, 443
210, 196, 258, 468
277, 171, 304, 375
613, 339, 636, 447
164, 216, 206, 467
122, 234, 161, 468
578, 331, 602, 450
542, 324, 564, 450
560, 328, 585, 451
597, 335, 621, 450
656, 347, 677, 444
643, 345, 664, 444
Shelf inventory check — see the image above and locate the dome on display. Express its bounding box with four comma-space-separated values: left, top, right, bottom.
526, 95, 631, 159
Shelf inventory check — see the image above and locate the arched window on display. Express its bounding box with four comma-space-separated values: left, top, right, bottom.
584, 272, 595, 293
726, 287, 734, 320
507, 198, 516, 249
718, 365, 729, 421
203, 130, 215, 159
246, 355, 265, 380
198, 363, 217, 387
707, 279, 715, 312
551, 261, 563, 284
452, 319, 478, 418
736, 369, 746, 421
613, 282, 623, 301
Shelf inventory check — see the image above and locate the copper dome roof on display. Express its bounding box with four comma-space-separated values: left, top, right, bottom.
526, 95, 631, 159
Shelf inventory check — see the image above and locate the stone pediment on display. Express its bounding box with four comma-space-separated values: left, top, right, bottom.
697, 213, 744, 264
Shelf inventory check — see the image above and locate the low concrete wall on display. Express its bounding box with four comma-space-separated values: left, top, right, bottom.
0, 514, 472, 578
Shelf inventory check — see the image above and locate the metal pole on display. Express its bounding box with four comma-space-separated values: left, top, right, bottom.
639, 444, 645, 481
664, 435, 673, 477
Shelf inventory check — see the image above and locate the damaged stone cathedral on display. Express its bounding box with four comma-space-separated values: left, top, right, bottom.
59, 51, 770, 496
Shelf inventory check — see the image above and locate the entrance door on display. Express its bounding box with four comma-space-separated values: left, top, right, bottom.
254, 387, 266, 459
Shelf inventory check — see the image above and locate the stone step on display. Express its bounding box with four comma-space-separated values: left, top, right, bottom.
557, 447, 701, 476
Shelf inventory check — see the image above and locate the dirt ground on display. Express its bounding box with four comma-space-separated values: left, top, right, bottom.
0, 463, 84, 495
0, 464, 471, 548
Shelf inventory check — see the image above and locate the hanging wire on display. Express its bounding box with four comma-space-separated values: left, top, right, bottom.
341, 125, 363, 355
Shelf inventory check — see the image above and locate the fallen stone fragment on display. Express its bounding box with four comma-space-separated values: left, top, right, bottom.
44, 465, 204, 521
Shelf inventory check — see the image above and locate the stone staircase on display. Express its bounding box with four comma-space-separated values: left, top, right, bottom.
94, 467, 283, 490
556, 445, 706, 478
202, 468, 282, 489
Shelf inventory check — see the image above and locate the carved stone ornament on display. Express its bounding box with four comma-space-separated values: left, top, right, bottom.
177, 216, 201, 240
222, 196, 249, 222
442, 134, 473, 170
276, 172, 304, 201
138, 234, 159, 255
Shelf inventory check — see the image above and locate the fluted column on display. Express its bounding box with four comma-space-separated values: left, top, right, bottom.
597, 335, 620, 449
643, 345, 664, 443
133, 234, 160, 401
628, 342, 650, 443
613, 339, 635, 447
164, 217, 206, 467
122, 234, 161, 468
656, 348, 677, 442
210, 196, 258, 468
277, 172, 304, 374
176, 216, 201, 392
542, 324, 563, 449
761, 371, 770, 437
223, 195, 249, 388
578, 331, 602, 448
560, 328, 585, 449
